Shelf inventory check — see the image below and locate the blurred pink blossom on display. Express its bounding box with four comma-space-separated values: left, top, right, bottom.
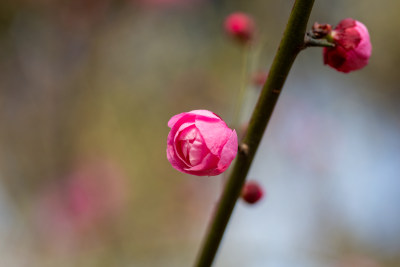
224, 12, 255, 44
34, 159, 128, 249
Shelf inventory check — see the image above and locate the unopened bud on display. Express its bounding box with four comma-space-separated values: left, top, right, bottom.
241, 180, 264, 204
323, 18, 372, 73
224, 12, 255, 44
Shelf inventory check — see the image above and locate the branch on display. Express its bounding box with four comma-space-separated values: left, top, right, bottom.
194, 0, 316, 266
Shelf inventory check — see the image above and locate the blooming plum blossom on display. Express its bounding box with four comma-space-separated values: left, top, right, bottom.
167, 110, 238, 176
323, 18, 372, 73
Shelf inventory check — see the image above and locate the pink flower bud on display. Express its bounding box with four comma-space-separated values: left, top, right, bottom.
224, 12, 255, 44
167, 110, 238, 176
323, 18, 372, 73
241, 180, 264, 204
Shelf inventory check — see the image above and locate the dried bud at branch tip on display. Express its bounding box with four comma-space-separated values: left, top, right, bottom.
311, 22, 332, 39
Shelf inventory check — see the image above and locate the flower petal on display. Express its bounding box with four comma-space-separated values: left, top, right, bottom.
167, 142, 189, 172
188, 135, 208, 166
168, 113, 187, 128
216, 130, 238, 173
183, 152, 219, 176
195, 119, 232, 155
167, 114, 196, 172
175, 125, 198, 165
188, 110, 221, 120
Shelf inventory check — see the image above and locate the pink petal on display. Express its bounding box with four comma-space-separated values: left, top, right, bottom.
183, 152, 219, 176
355, 21, 370, 42
167, 142, 189, 172
175, 125, 208, 166
167, 114, 196, 172
174, 122, 197, 143
335, 18, 356, 30
188, 137, 208, 166
175, 125, 198, 165
168, 119, 195, 153
335, 27, 361, 50
355, 21, 372, 58
216, 130, 238, 173
168, 113, 187, 128
340, 49, 368, 73
187, 110, 221, 120
195, 119, 232, 155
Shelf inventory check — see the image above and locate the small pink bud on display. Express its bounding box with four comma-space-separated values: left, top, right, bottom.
167, 110, 238, 176
323, 18, 372, 73
224, 12, 255, 44
241, 180, 264, 204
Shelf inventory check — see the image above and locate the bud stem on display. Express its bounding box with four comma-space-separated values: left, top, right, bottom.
194, 0, 315, 266
304, 33, 335, 48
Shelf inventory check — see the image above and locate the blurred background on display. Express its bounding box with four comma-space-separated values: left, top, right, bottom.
0, 0, 399, 266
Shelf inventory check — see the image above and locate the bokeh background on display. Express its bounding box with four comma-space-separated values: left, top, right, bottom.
0, 0, 399, 266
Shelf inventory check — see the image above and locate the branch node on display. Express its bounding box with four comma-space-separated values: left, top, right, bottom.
239, 143, 249, 156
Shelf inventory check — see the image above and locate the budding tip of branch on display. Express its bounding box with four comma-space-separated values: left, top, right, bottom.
239, 143, 249, 156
